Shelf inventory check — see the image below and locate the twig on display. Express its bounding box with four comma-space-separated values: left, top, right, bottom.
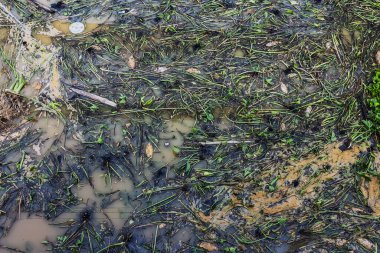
152, 225, 158, 253
70, 88, 117, 108
200, 140, 255, 145
0, 244, 26, 253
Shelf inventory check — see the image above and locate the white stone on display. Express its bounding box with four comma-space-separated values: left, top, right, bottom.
69, 22, 85, 34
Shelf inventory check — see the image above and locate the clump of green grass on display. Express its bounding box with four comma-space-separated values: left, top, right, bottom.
364, 70, 380, 137
0, 48, 26, 93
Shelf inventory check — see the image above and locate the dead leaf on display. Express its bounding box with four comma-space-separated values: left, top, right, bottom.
90, 45, 102, 51
145, 143, 154, 158
356, 238, 375, 250
305, 106, 312, 117
243, 9, 255, 15
324, 238, 347, 247
376, 51, 380, 65
341, 28, 352, 45
280, 82, 288, 94
326, 41, 332, 50
32, 144, 42, 156
266, 41, 281, 47
199, 242, 218, 252
33, 82, 42, 91
186, 68, 201, 74
128, 55, 136, 69
155, 66, 169, 73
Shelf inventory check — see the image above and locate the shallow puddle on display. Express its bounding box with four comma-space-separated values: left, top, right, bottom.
51, 20, 100, 35
152, 116, 195, 167
0, 213, 64, 253
91, 169, 134, 194
28, 116, 64, 156
67, 169, 136, 230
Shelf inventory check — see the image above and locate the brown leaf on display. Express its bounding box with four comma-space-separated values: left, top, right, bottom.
90, 45, 102, 51
356, 238, 375, 251
376, 51, 380, 65
155, 66, 169, 73
280, 82, 288, 94
128, 55, 136, 69
145, 143, 154, 158
186, 67, 201, 74
243, 9, 255, 15
266, 41, 281, 47
33, 82, 42, 91
199, 242, 218, 252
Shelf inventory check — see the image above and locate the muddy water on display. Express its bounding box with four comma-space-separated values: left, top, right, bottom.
51, 21, 100, 35
91, 169, 134, 194
0, 213, 64, 253
47, 117, 196, 233
65, 169, 136, 230
31, 18, 111, 46
152, 116, 195, 167
29, 116, 64, 156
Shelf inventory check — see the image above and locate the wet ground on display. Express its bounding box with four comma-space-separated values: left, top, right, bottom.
0, 0, 380, 252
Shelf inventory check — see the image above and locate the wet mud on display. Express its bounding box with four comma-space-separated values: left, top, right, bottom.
1, 0, 380, 252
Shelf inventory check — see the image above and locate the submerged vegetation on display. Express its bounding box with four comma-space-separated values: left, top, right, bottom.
0, 0, 380, 252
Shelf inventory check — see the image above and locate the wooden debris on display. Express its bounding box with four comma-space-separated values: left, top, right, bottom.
70, 88, 117, 108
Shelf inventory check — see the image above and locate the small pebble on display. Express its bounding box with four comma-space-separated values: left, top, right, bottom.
69, 22, 85, 34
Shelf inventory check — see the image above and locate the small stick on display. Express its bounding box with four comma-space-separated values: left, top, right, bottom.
200, 140, 255, 145
0, 244, 25, 253
70, 88, 117, 108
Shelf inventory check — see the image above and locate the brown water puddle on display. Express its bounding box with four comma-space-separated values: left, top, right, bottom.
0, 213, 64, 253
28, 116, 64, 156
197, 142, 368, 229
65, 169, 136, 230
151, 116, 195, 167
51, 21, 100, 36
32, 16, 113, 46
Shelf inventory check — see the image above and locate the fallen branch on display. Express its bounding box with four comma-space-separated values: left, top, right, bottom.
200, 140, 255, 145
70, 87, 117, 108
